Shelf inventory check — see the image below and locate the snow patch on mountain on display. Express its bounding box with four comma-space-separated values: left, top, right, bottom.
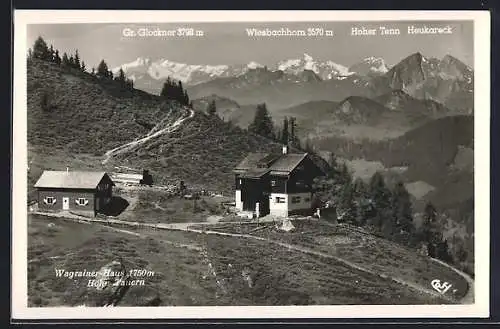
113, 57, 268, 85
277, 53, 354, 80
349, 57, 389, 76
114, 57, 151, 73
247, 61, 263, 69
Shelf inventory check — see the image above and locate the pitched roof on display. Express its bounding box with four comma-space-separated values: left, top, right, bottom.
235, 151, 313, 176
234, 153, 281, 172
240, 168, 270, 178
34, 171, 112, 189
268, 153, 308, 175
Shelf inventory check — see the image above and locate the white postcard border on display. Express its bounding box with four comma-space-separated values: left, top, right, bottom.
12, 10, 491, 320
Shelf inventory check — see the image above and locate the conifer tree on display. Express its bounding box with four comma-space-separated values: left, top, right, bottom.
33, 36, 50, 60
456, 241, 468, 263
353, 178, 371, 226
97, 59, 109, 77
289, 117, 300, 147
368, 171, 392, 230
338, 180, 356, 223
159, 77, 190, 105
61, 52, 70, 66
178, 81, 184, 101
74, 49, 81, 69
27, 49, 33, 63
281, 117, 289, 145
160, 77, 172, 99
422, 202, 439, 243
391, 181, 414, 239
49, 44, 55, 62
421, 202, 444, 257
117, 68, 126, 84
54, 50, 61, 65
207, 99, 217, 115
81, 61, 86, 72
436, 239, 452, 262
248, 103, 275, 139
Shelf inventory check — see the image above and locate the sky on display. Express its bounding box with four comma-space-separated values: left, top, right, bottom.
26, 21, 474, 70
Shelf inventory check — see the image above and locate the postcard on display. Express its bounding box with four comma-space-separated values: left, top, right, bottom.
12, 10, 490, 320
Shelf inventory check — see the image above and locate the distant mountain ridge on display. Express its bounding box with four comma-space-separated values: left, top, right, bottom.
187, 52, 473, 111
191, 89, 456, 144
349, 56, 389, 76
113, 53, 391, 92
370, 53, 474, 111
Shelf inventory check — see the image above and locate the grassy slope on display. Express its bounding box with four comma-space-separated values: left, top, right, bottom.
28, 59, 183, 155
205, 221, 469, 301
28, 214, 448, 306
111, 111, 283, 193
118, 187, 229, 224
28, 214, 217, 307
27, 59, 282, 193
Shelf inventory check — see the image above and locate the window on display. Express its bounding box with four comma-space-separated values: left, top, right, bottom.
43, 196, 56, 205
292, 196, 301, 204
239, 179, 242, 184
275, 197, 286, 203
271, 180, 276, 187
304, 197, 311, 202
76, 198, 89, 206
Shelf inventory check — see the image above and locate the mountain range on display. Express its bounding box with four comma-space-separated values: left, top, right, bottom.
192, 88, 454, 143
113, 53, 389, 93
188, 53, 473, 111
114, 52, 473, 113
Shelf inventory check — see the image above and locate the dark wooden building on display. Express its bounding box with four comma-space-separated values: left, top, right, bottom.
34, 170, 115, 217
233, 146, 328, 218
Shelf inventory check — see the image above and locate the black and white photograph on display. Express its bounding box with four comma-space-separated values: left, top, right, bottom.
12, 10, 490, 319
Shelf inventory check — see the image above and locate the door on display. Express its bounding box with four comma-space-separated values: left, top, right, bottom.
62, 197, 69, 210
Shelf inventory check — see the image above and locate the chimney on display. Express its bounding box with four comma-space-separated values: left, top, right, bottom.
282, 145, 288, 155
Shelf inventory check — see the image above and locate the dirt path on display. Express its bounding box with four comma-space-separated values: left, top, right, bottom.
102, 107, 195, 165
31, 212, 469, 304
182, 228, 457, 303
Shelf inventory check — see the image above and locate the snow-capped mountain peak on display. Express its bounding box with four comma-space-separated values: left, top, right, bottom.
113, 58, 245, 85
113, 56, 151, 73
113, 53, 394, 87
134, 56, 151, 66
277, 53, 353, 80
303, 53, 314, 62
349, 57, 389, 76
247, 61, 263, 69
